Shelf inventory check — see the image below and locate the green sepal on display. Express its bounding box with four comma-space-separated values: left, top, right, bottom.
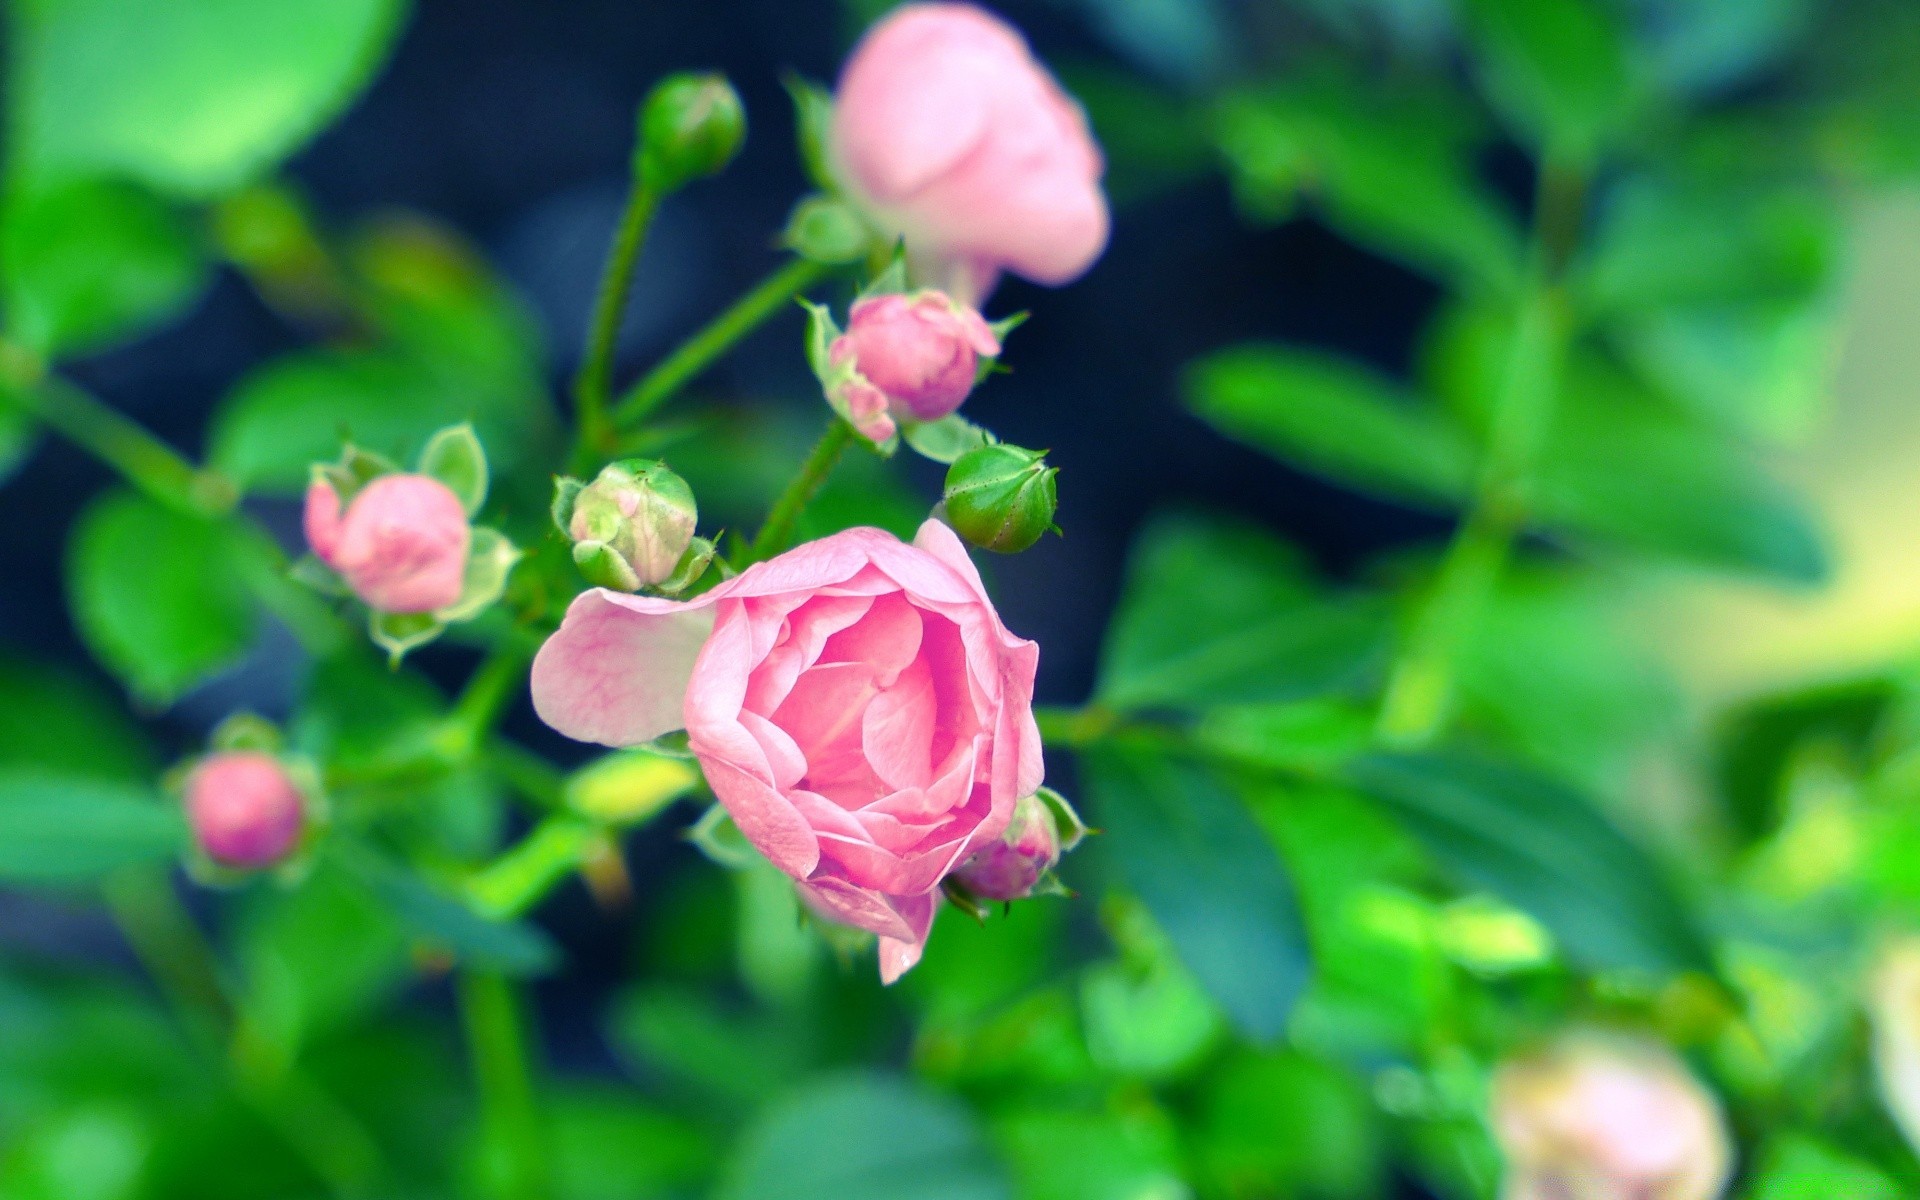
573, 539, 642, 592
858, 245, 910, 300
902, 414, 995, 465
370, 610, 444, 665
654, 535, 719, 595
436, 527, 520, 623
782, 72, 836, 192
209, 711, 283, 754
288, 553, 349, 597
416, 423, 489, 515
685, 804, 759, 870
550, 475, 585, 534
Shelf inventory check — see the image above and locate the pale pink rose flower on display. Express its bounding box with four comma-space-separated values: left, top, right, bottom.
186, 751, 306, 868
832, 2, 1109, 303
305, 473, 471, 613
829, 291, 1000, 426
1493, 1035, 1732, 1200
530, 520, 1045, 980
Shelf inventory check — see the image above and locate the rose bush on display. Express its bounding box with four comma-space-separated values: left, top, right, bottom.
531, 518, 1043, 979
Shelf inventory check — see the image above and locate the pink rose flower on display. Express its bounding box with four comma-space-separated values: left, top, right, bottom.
305, 474, 472, 613
186, 751, 306, 869
832, 2, 1109, 303
530, 520, 1044, 981
827, 291, 1000, 441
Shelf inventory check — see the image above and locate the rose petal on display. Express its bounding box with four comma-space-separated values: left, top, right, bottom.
530, 589, 719, 747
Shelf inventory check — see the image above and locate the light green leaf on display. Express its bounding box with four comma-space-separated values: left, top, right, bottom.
0, 770, 184, 884
716, 1073, 1009, 1200
903, 414, 994, 465
1, 178, 207, 358
1099, 511, 1387, 711
1345, 751, 1714, 974
1187, 345, 1473, 506
1464, 0, 1634, 159
1087, 744, 1312, 1041
67, 489, 254, 705
1750, 1135, 1901, 1200
992, 1105, 1186, 1200
11, 0, 409, 197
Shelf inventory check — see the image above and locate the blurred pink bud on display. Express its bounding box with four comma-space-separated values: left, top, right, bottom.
954, 790, 1060, 900
1492, 1034, 1731, 1200
305, 474, 471, 613
832, 3, 1108, 302
186, 752, 306, 869
828, 290, 999, 428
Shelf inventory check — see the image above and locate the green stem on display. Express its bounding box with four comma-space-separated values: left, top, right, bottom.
458, 971, 550, 1200
572, 181, 660, 465
1374, 161, 1585, 747
489, 742, 570, 810
437, 645, 531, 761
745, 417, 856, 564
103, 870, 231, 1048
2, 355, 235, 516
609, 256, 830, 432
469, 817, 600, 919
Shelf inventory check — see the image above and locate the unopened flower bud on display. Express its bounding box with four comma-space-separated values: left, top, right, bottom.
561, 460, 698, 590
304, 473, 472, 613
943, 444, 1057, 553
637, 73, 746, 194
955, 788, 1085, 900
1492, 1034, 1731, 1200
186, 751, 306, 869
830, 291, 999, 427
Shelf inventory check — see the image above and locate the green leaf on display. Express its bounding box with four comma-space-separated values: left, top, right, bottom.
0, 655, 154, 782
1344, 751, 1713, 973
716, 1073, 1009, 1200
1750, 1134, 1902, 1200
992, 1105, 1186, 1200
0, 392, 37, 486
1, 178, 208, 358
334, 846, 557, 976
1087, 744, 1312, 1040
0, 770, 184, 884
1186, 345, 1473, 507
1194, 1051, 1383, 1199
1463, 0, 1634, 159
67, 490, 254, 705
11, 0, 409, 197
1099, 511, 1387, 711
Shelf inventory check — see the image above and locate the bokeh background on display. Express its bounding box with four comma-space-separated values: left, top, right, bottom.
11, 0, 1920, 1196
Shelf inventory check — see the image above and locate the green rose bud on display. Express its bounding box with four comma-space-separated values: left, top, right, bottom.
558, 459, 698, 590
943, 444, 1058, 554
636, 72, 746, 194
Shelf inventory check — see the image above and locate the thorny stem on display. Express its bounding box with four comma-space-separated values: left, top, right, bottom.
744, 416, 857, 565
1374, 159, 1586, 746
571, 180, 660, 467
608, 256, 830, 432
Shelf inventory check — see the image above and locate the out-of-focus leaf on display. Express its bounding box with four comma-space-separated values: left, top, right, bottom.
1186, 345, 1473, 507
0, 771, 184, 884
1099, 511, 1388, 711
1213, 72, 1523, 293
1, 179, 207, 358
1714, 677, 1892, 844
335, 846, 557, 976
548, 1086, 713, 1200
1635, 0, 1816, 97
1616, 302, 1839, 443
716, 1073, 1009, 1200
991, 1104, 1186, 1200
1087, 744, 1311, 1040
0, 392, 38, 485
1750, 1134, 1902, 1200
1080, 956, 1223, 1081
0, 656, 154, 782
1060, 66, 1213, 206
1345, 751, 1714, 973
1194, 700, 1375, 779
1195, 1051, 1383, 1199
10, 0, 408, 197
1463, 0, 1634, 158
0, 1104, 150, 1200
66, 490, 254, 705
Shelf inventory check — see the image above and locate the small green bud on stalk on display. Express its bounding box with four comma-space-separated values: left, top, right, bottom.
637, 73, 746, 194
943, 444, 1057, 553
559, 459, 699, 590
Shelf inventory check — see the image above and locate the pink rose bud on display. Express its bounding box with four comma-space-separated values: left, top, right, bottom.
186, 751, 306, 869
829, 290, 1000, 430
832, 3, 1109, 302
953, 789, 1079, 900
1492, 1035, 1732, 1200
530, 519, 1045, 983
304, 473, 472, 613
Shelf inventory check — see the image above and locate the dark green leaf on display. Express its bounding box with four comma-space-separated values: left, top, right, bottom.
1186, 346, 1473, 507
11, 0, 409, 197
1464, 0, 1634, 158
334, 845, 557, 976
67, 490, 254, 705
1087, 744, 1312, 1040
716, 1073, 1009, 1200
1, 178, 208, 357
992, 1105, 1186, 1200
1099, 511, 1387, 711
0, 655, 155, 782
0, 770, 184, 884
1345, 751, 1713, 973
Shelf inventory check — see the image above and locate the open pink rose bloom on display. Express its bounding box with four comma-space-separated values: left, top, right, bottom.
532, 520, 1043, 980
832, 2, 1108, 302
305, 473, 473, 614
